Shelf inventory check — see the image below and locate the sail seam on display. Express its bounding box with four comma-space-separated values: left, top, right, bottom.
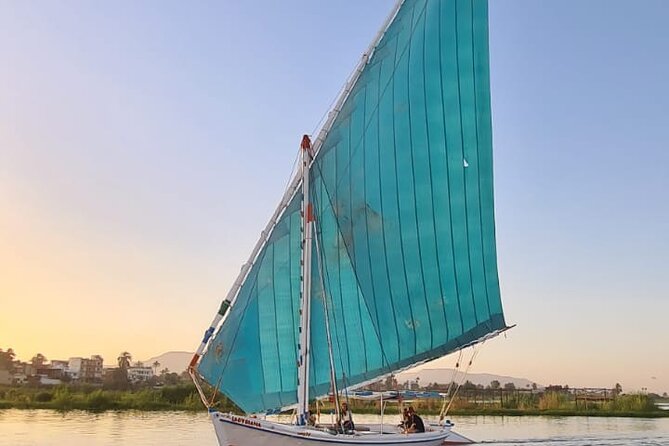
471, 0, 493, 320
332, 142, 356, 377
424, 0, 449, 343
376, 53, 401, 367
393, 0, 419, 358
270, 243, 285, 406
439, 0, 465, 336
454, 0, 479, 326
288, 208, 298, 393
408, 0, 435, 350
342, 116, 354, 376
359, 86, 373, 375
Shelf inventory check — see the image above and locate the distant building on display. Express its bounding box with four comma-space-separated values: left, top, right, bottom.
36, 366, 64, 379
68, 355, 104, 382
13, 373, 27, 385
14, 362, 35, 378
50, 360, 69, 371
0, 369, 12, 385
127, 366, 153, 383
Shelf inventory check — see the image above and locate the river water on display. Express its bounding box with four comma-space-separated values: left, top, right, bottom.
1, 410, 668, 445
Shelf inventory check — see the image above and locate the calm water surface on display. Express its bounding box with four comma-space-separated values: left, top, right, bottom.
1, 410, 668, 445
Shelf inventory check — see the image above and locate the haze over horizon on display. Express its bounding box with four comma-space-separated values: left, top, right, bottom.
2, 0, 668, 395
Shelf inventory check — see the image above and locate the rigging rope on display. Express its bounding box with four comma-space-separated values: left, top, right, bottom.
314, 231, 342, 429
440, 342, 485, 421
438, 349, 464, 419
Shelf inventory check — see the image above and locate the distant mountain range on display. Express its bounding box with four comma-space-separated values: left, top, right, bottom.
142, 351, 541, 389
143, 351, 193, 374
397, 368, 542, 389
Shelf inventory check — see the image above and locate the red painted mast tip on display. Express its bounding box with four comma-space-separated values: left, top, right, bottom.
300, 134, 311, 150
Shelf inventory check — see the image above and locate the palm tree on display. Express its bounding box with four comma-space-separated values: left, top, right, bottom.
152, 361, 160, 376
117, 352, 132, 370
31, 353, 47, 367
0, 348, 16, 370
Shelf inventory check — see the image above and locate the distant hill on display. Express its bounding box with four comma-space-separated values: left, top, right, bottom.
143, 351, 193, 374
397, 368, 542, 390
140, 352, 541, 390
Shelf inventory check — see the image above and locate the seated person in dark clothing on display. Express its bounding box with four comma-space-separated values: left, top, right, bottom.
406, 406, 425, 433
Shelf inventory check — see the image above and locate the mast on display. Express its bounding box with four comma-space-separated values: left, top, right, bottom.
297, 134, 314, 425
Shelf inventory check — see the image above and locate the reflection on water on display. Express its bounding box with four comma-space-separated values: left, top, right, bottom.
0, 410, 217, 446
0, 410, 668, 445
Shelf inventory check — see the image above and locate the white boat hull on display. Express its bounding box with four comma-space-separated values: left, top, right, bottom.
210, 412, 474, 446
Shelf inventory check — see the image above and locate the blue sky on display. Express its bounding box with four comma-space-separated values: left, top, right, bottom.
1, 0, 667, 393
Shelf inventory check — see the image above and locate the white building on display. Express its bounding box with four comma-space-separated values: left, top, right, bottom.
127, 366, 153, 383
38, 377, 62, 386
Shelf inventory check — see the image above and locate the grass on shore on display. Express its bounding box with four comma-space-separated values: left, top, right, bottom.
1, 386, 667, 418
0, 384, 230, 412
320, 392, 669, 418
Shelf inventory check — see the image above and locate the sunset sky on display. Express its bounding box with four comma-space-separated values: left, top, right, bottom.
1, 0, 668, 394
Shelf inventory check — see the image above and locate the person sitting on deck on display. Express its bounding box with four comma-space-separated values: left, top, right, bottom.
406, 406, 425, 433
398, 407, 410, 430
337, 401, 355, 431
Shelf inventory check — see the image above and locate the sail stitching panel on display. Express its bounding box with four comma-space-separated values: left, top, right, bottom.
407, 0, 436, 351
437, 0, 464, 338
472, 0, 495, 320
270, 243, 284, 405
423, 0, 450, 343
218, 251, 266, 411
310, 0, 503, 376
460, 0, 489, 326
374, 52, 402, 366
422, 0, 452, 347
468, 0, 492, 321
310, 165, 390, 374
332, 145, 360, 378
311, 0, 433, 370
343, 112, 356, 376
358, 87, 372, 375
390, 0, 422, 361
453, 0, 478, 328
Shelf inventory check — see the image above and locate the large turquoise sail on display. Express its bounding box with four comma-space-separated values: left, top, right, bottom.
198, 0, 506, 415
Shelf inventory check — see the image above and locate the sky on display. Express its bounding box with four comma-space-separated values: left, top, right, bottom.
1, 0, 668, 394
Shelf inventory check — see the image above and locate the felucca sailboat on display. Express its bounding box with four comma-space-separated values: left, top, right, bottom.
189, 0, 510, 444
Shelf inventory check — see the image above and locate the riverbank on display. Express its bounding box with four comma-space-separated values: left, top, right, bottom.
1, 386, 667, 417
0, 385, 236, 412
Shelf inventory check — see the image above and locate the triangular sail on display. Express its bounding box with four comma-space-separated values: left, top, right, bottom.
308, 0, 505, 393
198, 0, 506, 415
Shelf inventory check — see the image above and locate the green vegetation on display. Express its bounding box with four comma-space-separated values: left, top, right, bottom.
0, 384, 237, 412
316, 392, 669, 418
2, 348, 666, 417
0, 385, 667, 417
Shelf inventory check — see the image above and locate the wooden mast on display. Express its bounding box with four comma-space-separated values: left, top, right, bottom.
296, 134, 314, 425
